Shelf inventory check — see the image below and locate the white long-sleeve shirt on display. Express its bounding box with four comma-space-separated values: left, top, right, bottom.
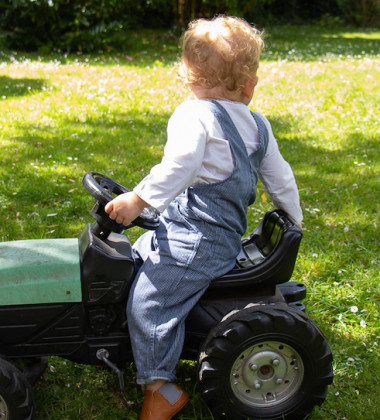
134, 99, 303, 225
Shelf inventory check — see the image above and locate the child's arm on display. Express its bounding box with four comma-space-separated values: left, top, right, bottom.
256, 113, 303, 226
105, 102, 207, 225
133, 101, 207, 212
105, 191, 148, 227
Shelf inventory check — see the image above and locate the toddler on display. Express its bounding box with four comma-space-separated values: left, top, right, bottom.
105, 16, 303, 420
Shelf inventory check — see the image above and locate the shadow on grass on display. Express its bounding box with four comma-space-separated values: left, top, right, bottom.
0, 29, 181, 68
2, 109, 378, 203
0, 75, 48, 99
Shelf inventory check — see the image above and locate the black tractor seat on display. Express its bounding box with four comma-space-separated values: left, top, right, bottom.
209, 209, 303, 290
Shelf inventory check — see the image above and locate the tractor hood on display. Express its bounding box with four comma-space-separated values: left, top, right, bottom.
0, 238, 82, 306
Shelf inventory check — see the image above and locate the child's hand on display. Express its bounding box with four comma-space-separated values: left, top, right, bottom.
105, 192, 148, 227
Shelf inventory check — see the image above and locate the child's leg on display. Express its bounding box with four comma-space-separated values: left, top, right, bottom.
127, 246, 209, 384
127, 214, 214, 384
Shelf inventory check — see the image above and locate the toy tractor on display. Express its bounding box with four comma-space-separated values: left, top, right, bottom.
0, 172, 333, 420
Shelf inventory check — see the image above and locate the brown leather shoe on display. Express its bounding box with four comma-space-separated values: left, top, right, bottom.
140, 383, 189, 420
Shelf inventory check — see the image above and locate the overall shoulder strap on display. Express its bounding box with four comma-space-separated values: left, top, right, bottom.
251, 111, 269, 155
202, 100, 248, 157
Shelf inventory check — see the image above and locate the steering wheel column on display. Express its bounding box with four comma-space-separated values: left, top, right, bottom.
90, 201, 126, 238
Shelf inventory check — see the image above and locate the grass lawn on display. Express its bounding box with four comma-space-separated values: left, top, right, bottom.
0, 25, 379, 419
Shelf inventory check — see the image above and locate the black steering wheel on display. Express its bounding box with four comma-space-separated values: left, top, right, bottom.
83, 172, 160, 236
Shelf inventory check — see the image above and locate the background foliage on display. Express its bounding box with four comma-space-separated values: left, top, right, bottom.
0, 0, 174, 52
0, 0, 379, 52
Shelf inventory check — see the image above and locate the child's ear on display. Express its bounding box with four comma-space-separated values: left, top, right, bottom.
243, 77, 258, 99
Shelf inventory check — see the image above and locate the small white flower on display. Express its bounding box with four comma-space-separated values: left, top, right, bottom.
347, 357, 355, 363
338, 313, 343, 321
350, 306, 359, 314
360, 320, 366, 328
344, 226, 349, 233
312, 253, 318, 258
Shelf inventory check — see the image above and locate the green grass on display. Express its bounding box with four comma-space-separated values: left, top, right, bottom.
0, 25, 379, 419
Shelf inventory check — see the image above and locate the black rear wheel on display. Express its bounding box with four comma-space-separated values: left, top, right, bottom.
198, 305, 333, 420
0, 358, 34, 420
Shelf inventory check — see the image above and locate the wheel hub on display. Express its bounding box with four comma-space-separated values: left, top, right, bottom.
230, 341, 304, 408
0, 393, 8, 420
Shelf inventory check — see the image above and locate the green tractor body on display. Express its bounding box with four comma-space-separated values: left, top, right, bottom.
0, 238, 81, 306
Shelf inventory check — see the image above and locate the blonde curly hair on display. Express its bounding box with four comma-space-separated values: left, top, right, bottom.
179, 16, 264, 96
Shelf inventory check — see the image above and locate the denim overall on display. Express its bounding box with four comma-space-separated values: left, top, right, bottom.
127, 100, 269, 384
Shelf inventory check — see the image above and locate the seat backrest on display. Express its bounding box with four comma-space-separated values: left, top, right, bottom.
208, 210, 303, 290
256, 210, 286, 256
